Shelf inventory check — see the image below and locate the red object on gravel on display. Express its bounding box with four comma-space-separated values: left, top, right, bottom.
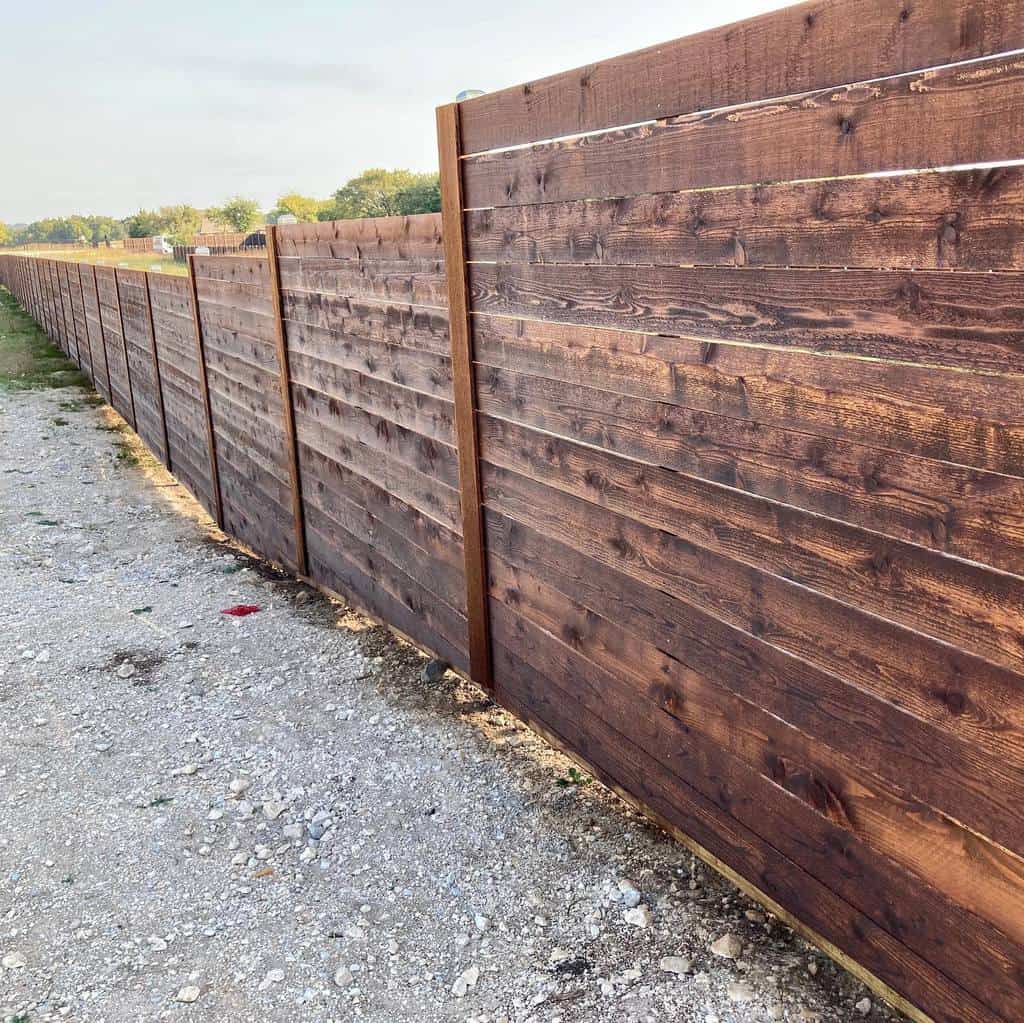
220, 604, 261, 617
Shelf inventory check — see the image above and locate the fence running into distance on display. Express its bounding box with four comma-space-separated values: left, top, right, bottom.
3, 3, 1024, 1021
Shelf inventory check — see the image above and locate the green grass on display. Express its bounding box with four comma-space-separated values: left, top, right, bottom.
0, 287, 89, 391
15, 246, 187, 276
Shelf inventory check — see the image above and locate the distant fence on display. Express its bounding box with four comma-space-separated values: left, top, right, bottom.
122, 236, 159, 252
3, 4, 1024, 1023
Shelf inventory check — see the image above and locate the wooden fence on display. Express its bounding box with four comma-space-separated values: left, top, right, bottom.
2, 4, 1024, 1021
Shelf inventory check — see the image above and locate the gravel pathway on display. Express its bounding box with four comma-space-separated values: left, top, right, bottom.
0, 384, 899, 1023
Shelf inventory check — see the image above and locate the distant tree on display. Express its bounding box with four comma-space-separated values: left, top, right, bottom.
84, 216, 126, 245
269, 193, 326, 224
0, 222, 11, 246
319, 169, 440, 221
123, 209, 165, 238
394, 176, 441, 215
212, 197, 261, 233
158, 205, 202, 244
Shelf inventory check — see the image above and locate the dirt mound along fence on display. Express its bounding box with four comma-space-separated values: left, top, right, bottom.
4, 3, 1024, 1021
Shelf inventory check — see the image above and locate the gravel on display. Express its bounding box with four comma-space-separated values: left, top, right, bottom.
0, 384, 904, 1022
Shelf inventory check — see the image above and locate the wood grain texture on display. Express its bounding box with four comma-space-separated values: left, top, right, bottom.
463, 52, 1024, 208
151, 273, 216, 511
80, 265, 111, 402
276, 213, 444, 262
458, 0, 1024, 153
116, 270, 168, 464
192, 254, 297, 570
469, 262, 1024, 374
472, 324, 1024, 574
465, 165, 1024, 271
438, 102, 493, 688
488, 588, 1024, 1019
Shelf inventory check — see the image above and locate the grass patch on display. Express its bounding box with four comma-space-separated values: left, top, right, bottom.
113, 440, 139, 466
0, 287, 90, 392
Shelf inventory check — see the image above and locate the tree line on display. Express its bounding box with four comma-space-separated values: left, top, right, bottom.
0, 169, 440, 248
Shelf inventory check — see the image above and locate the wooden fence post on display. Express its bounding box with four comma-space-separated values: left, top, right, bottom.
264, 226, 309, 576
141, 272, 171, 470
112, 269, 138, 430
186, 254, 224, 529
436, 101, 493, 690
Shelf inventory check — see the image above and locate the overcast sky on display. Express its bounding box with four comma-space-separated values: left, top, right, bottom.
1, 0, 787, 224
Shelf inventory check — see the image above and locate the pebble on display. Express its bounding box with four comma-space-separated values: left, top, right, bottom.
283, 823, 304, 841
617, 879, 642, 908
421, 658, 449, 684
726, 980, 755, 1002
623, 905, 653, 928
229, 778, 251, 797
263, 801, 286, 820
451, 964, 480, 997
710, 933, 744, 959
2, 952, 27, 969
116, 661, 136, 679
855, 997, 873, 1016
175, 985, 200, 1003
333, 966, 354, 989
659, 955, 692, 975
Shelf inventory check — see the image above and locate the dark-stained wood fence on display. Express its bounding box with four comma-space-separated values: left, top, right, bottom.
276, 216, 469, 673
2, 5, 1023, 1021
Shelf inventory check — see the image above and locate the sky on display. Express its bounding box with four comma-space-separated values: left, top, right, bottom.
0, 0, 788, 224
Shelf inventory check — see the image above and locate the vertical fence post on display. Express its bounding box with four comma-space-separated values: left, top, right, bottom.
436, 102, 493, 690
264, 225, 308, 577
141, 272, 171, 470
186, 255, 224, 529
112, 269, 138, 430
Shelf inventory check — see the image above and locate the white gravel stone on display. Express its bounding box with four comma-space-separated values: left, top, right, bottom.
710, 933, 744, 959
659, 955, 692, 975
451, 964, 480, 997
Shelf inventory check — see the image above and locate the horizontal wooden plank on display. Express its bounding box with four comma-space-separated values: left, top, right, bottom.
303, 502, 469, 668
465, 165, 1024, 271
302, 483, 466, 616
489, 589, 1024, 1014
463, 52, 1024, 207
297, 435, 462, 536
486, 505, 1024, 869
291, 381, 461, 492
287, 360, 455, 446
489, 643, 1002, 1023
473, 347, 1024, 575
458, 0, 1024, 154
196, 276, 274, 318
300, 444, 464, 559
276, 213, 444, 262
193, 255, 270, 285
482, 460, 1024, 753
469, 263, 1024, 374
280, 258, 447, 307
285, 319, 452, 399
282, 291, 452, 358
481, 416, 1024, 679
